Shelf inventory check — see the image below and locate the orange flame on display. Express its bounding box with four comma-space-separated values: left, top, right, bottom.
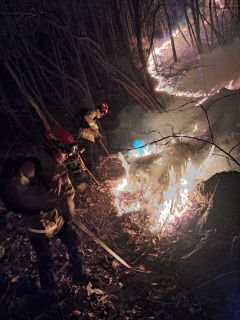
112, 143, 215, 232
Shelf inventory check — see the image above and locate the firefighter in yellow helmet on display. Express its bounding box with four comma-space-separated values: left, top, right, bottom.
77, 102, 109, 172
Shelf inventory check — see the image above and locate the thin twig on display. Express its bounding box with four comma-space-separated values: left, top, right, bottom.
188, 269, 240, 293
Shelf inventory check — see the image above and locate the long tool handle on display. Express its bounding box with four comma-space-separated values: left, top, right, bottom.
71, 220, 131, 269
99, 141, 111, 156
78, 154, 100, 185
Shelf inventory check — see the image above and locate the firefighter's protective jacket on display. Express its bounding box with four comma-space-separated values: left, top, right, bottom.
4, 150, 75, 238
78, 109, 102, 143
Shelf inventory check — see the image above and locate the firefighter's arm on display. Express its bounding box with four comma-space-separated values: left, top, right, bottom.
8, 160, 59, 212
84, 110, 99, 132
57, 168, 75, 218
94, 131, 102, 142
9, 184, 59, 212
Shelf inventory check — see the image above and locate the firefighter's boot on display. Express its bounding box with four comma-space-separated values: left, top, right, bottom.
38, 254, 57, 290
70, 251, 90, 284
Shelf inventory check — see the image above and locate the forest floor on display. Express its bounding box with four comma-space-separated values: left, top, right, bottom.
0, 159, 239, 320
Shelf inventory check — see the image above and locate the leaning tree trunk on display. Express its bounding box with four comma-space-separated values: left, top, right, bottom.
132, 0, 155, 93
4, 60, 51, 132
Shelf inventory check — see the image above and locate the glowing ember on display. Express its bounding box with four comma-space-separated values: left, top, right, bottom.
112, 140, 215, 233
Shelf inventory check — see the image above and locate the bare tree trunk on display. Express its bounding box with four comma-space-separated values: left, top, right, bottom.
199, 10, 211, 51
209, 0, 215, 45
180, 0, 196, 48
132, 0, 154, 93
162, 0, 177, 62
213, 0, 220, 34
237, 0, 240, 37
0, 84, 30, 136
190, 0, 203, 53
4, 60, 51, 131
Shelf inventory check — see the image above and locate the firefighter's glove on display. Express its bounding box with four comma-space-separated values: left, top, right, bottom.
57, 194, 76, 220
97, 136, 103, 143
95, 132, 102, 143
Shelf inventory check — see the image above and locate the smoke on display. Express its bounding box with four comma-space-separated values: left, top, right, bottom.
111, 87, 240, 181
173, 42, 240, 94
111, 95, 195, 148
110, 40, 240, 182
109, 87, 240, 229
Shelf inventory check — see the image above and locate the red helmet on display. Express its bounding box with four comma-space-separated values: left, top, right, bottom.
96, 102, 108, 115
44, 125, 75, 154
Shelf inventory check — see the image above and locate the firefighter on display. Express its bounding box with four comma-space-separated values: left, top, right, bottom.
1, 125, 89, 292
77, 102, 109, 172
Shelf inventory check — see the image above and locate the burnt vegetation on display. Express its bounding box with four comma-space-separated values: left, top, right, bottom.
0, 1, 240, 319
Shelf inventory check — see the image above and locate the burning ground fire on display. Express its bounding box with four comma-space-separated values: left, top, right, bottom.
112, 140, 215, 233
148, 36, 240, 99
111, 0, 239, 234
147, 0, 240, 99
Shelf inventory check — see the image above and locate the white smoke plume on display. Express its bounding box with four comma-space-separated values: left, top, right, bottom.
111, 87, 240, 182
175, 42, 240, 93
110, 40, 240, 183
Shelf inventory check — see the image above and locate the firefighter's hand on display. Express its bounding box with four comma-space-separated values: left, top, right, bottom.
80, 163, 87, 171
78, 155, 87, 170
97, 136, 103, 143
57, 194, 76, 219
90, 126, 98, 132
67, 199, 76, 217
96, 132, 102, 143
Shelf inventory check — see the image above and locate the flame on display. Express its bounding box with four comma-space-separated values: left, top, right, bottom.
113, 0, 236, 232
112, 141, 215, 233
193, 123, 198, 133
118, 152, 129, 181
113, 152, 143, 215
